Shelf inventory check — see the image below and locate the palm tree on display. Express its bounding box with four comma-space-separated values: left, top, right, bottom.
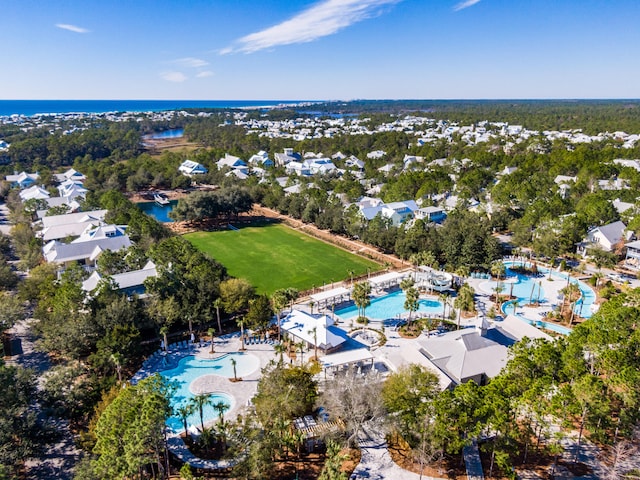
213, 298, 223, 336
176, 404, 195, 438
230, 357, 238, 381
403, 285, 420, 325
208, 327, 215, 353
271, 290, 288, 343
352, 281, 372, 321
274, 342, 286, 366
491, 261, 506, 303
159, 326, 169, 352
512, 300, 520, 316
308, 327, 318, 361
454, 265, 470, 287
213, 401, 229, 427
309, 301, 315, 315
494, 283, 505, 307
561, 283, 581, 325
189, 394, 213, 432
238, 318, 246, 351
296, 341, 306, 366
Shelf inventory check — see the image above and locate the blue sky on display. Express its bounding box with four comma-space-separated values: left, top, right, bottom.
2, 0, 639, 100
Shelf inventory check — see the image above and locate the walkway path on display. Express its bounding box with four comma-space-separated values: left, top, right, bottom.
463, 442, 484, 480
350, 425, 444, 480
6, 319, 80, 480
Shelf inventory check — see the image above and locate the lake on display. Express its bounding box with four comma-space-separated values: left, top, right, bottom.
137, 200, 177, 223
148, 129, 184, 139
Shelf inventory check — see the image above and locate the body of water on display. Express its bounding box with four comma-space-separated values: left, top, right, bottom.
148, 129, 184, 139
159, 352, 260, 432
0, 100, 310, 117
137, 200, 177, 223
336, 289, 444, 321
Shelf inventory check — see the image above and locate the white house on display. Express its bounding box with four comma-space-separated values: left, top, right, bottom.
5, 171, 39, 189
345, 155, 365, 171
217, 153, 247, 170
19, 185, 50, 201
247, 151, 274, 168
53, 168, 86, 183
414, 206, 447, 223
178, 160, 208, 176
57, 180, 88, 199
43, 230, 132, 268
577, 220, 629, 256
274, 148, 301, 166
37, 209, 108, 242
304, 158, 337, 175
382, 200, 419, 226
82, 260, 158, 296
280, 309, 347, 354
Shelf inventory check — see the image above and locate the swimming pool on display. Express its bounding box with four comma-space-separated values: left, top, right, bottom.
335, 289, 444, 321
159, 352, 260, 432
503, 261, 596, 318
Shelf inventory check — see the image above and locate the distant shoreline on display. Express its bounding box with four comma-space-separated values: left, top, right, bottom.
0, 99, 317, 118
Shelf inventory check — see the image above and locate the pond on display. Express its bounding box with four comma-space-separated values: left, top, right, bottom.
148, 128, 184, 139
137, 200, 177, 223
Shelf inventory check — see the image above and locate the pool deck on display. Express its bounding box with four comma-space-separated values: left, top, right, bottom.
132, 332, 278, 470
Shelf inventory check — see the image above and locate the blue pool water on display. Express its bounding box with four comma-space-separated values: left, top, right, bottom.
159, 352, 260, 432
335, 289, 444, 321
137, 200, 177, 223
502, 261, 596, 318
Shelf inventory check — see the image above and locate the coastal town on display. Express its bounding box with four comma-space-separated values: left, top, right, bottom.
0, 99, 639, 480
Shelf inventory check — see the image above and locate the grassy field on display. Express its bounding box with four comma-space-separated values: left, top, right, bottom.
185, 223, 381, 295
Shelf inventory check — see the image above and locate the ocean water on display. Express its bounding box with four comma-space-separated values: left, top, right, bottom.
0, 100, 309, 117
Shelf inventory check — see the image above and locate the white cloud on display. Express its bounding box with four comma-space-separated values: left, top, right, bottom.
55, 23, 90, 33
453, 0, 481, 11
221, 0, 401, 54
196, 71, 214, 78
173, 57, 209, 68
161, 71, 187, 83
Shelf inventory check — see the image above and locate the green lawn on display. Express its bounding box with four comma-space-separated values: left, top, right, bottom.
184, 223, 381, 295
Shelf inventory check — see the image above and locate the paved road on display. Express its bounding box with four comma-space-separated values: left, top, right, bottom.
6, 319, 80, 480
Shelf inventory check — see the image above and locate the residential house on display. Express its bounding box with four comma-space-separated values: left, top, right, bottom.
577, 220, 629, 256
344, 155, 364, 171
178, 160, 208, 176
217, 153, 247, 170
274, 148, 301, 167
554, 175, 577, 199
57, 180, 88, 199
36, 209, 108, 242
247, 151, 274, 168
382, 200, 419, 226
5, 171, 39, 189
304, 158, 337, 175
366, 150, 386, 159
285, 161, 312, 177
624, 240, 640, 270
414, 206, 447, 223
53, 168, 86, 183
82, 260, 158, 296
19, 185, 50, 201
